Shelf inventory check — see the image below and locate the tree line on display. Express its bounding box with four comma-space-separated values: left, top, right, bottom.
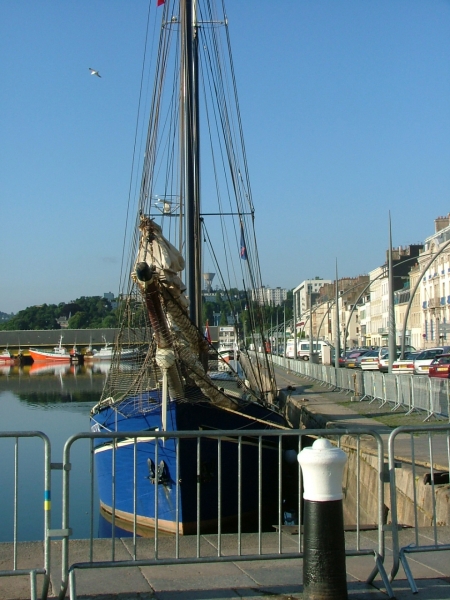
0, 291, 293, 332
202, 289, 293, 333
0, 296, 117, 331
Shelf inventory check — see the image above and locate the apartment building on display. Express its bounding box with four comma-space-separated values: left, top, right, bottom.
418, 215, 450, 348
293, 278, 332, 320
252, 286, 287, 307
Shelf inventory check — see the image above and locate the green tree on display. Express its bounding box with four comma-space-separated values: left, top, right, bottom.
0, 295, 118, 331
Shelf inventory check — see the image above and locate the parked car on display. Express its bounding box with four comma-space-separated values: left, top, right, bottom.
339, 350, 354, 367
359, 350, 380, 370
378, 351, 401, 373
342, 349, 370, 368
414, 347, 450, 375
392, 351, 420, 374
378, 345, 416, 360
428, 354, 450, 378
285, 339, 331, 361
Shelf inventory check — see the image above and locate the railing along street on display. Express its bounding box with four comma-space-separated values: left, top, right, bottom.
0, 427, 392, 599
61, 428, 391, 599
0, 432, 51, 600
271, 355, 450, 420
388, 424, 450, 593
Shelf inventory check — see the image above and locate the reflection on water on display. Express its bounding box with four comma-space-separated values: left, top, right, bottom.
1, 361, 111, 379
0, 363, 111, 542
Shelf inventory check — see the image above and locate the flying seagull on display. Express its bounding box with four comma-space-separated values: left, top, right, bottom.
89, 68, 101, 78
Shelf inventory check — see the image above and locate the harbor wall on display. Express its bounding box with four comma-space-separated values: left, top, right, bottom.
281, 391, 450, 529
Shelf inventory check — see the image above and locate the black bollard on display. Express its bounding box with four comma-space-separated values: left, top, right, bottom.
298, 438, 348, 600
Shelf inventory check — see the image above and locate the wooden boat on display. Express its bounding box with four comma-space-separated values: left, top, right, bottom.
90, 0, 288, 536
29, 335, 71, 362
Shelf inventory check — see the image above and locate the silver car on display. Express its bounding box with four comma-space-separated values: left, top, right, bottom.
414, 347, 450, 375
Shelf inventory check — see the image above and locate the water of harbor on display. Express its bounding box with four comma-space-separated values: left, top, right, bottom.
0, 361, 300, 543
0, 362, 109, 543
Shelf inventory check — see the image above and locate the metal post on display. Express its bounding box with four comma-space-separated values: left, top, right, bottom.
334, 262, 340, 370
284, 304, 287, 369
298, 438, 348, 600
276, 309, 279, 356
308, 284, 313, 362
293, 290, 297, 360
388, 212, 396, 373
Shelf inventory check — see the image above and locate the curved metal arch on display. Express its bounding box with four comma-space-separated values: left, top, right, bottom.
400, 238, 450, 357
333, 248, 440, 359
341, 255, 420, 357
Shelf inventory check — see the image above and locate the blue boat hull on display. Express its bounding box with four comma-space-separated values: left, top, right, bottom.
91, 390, 286, 535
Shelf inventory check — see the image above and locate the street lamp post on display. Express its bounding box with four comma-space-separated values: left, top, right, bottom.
293, 290, 297, 360
388, 213, 396, 374
335, 261, 340, 371
308, 284, 313, 361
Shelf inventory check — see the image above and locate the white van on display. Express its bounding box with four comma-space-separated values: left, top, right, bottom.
285, 339, 331, 361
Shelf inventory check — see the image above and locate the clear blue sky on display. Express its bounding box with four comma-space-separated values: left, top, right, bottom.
1, 1, 449, 314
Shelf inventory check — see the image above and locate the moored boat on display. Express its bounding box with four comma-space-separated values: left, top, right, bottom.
29, 335, 71, 362
83, 336, 140, 362
0, 348, 15, 365
90, 0, 289, 536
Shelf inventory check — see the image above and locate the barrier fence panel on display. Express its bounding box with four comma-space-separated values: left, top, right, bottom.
395, 375, 412, 412
335, 368, 346, 392
342, 369, 354, 394
429, 378, 450, 420
383, 374, 398, 409
58, 428, 393, 599
317, 364, 329, 387
388, 425, 450, 593
361, 371, 374, 401
410, 377, 431, 417
0, 432, 51, 600
372, 372, 385, 404
329, 365, 337, 388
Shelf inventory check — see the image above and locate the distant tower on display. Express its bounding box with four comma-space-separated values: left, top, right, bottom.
203, 272, 215, 293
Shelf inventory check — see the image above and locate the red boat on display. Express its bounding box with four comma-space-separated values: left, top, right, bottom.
0, 349, 15, 365
29, 335, 71, 362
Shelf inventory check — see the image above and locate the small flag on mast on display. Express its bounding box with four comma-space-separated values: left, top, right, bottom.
240, 223, 248, 260
157, 0, 165, 6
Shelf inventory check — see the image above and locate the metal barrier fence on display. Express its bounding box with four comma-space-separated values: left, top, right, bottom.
59, 428, 392, 599
388, 424, 450, 593
4, 423, 450, 597
0, 432, 51, 600
270, 354, 450, 420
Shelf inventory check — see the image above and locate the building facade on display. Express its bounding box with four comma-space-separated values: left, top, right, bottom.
418, 215, 450, 348
252, 286, 287, 307
293, 278, 332, 321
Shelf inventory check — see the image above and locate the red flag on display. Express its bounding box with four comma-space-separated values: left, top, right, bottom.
240, 222, 248, 260
157, 0, 165, 5
205, 320, 212, 343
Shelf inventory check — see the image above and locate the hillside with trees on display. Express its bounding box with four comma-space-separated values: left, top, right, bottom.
0, 291, 292, 332
0, 296, 117, 331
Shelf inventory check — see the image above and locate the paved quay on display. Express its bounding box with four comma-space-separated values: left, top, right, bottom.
3, 530, 450, 600
275, 363, 450, 469
2, 366, 450, 600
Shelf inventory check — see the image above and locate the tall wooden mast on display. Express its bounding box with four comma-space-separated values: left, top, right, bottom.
181, 0, 202, 328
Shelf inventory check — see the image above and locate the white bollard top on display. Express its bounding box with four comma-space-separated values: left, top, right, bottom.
297, 438, 347, 502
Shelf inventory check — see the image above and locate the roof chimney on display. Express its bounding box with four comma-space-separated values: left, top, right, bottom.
435, 214, 450, 233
